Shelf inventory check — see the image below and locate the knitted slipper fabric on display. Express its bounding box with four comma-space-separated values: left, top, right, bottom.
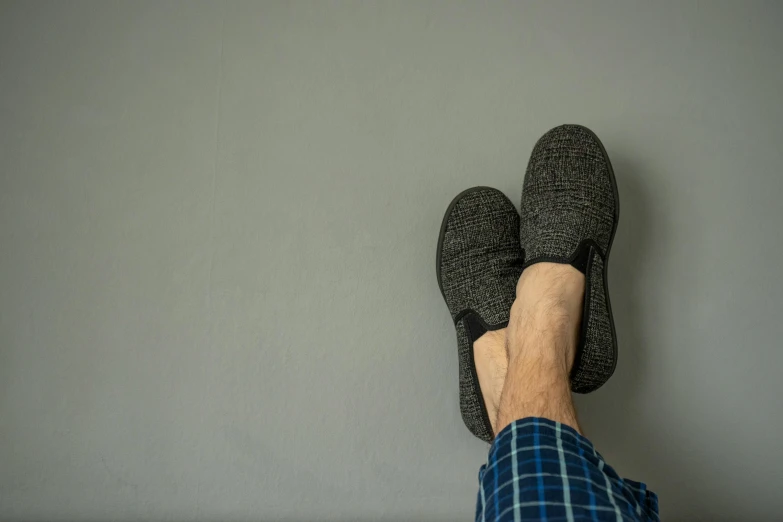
520, 124, 619, 393
437, 187, 523, 443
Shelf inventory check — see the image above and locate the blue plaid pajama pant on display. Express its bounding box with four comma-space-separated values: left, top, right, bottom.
476, 418, 659, 522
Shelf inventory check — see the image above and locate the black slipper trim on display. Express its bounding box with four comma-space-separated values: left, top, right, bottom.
453, 308, 510, 330
521, 238, 604, 272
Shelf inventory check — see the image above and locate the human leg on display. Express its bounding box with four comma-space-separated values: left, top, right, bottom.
475, 263, 659, 521
472, 261, 584, 437
496, 262, 584, 435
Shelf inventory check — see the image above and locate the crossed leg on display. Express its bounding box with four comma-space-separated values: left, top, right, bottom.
473, 262, 584, 435
472, 263, 659, 521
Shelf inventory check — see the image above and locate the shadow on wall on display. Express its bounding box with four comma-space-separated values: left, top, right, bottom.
574, 155, 744, 522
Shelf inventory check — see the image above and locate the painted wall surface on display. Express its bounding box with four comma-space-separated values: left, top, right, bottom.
2, 1, 782, 520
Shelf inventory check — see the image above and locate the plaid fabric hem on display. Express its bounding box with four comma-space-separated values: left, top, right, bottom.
476, 418, 659, 522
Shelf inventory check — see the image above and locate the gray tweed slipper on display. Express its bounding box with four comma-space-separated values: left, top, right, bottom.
520, 124, 619, 393
436, 187, 524, 443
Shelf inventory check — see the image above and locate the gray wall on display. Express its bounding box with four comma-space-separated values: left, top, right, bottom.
1, 1, 782, 520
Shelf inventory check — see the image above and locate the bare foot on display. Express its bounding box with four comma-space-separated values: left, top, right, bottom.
473, 328, 508, 434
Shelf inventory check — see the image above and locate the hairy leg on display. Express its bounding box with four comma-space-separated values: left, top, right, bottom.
495, 262, 586, 435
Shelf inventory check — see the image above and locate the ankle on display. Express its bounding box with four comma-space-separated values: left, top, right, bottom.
496, 351, 581, 435
509, 330, 575, 375
507, 262, 584, 369
507, 298, 578, 371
